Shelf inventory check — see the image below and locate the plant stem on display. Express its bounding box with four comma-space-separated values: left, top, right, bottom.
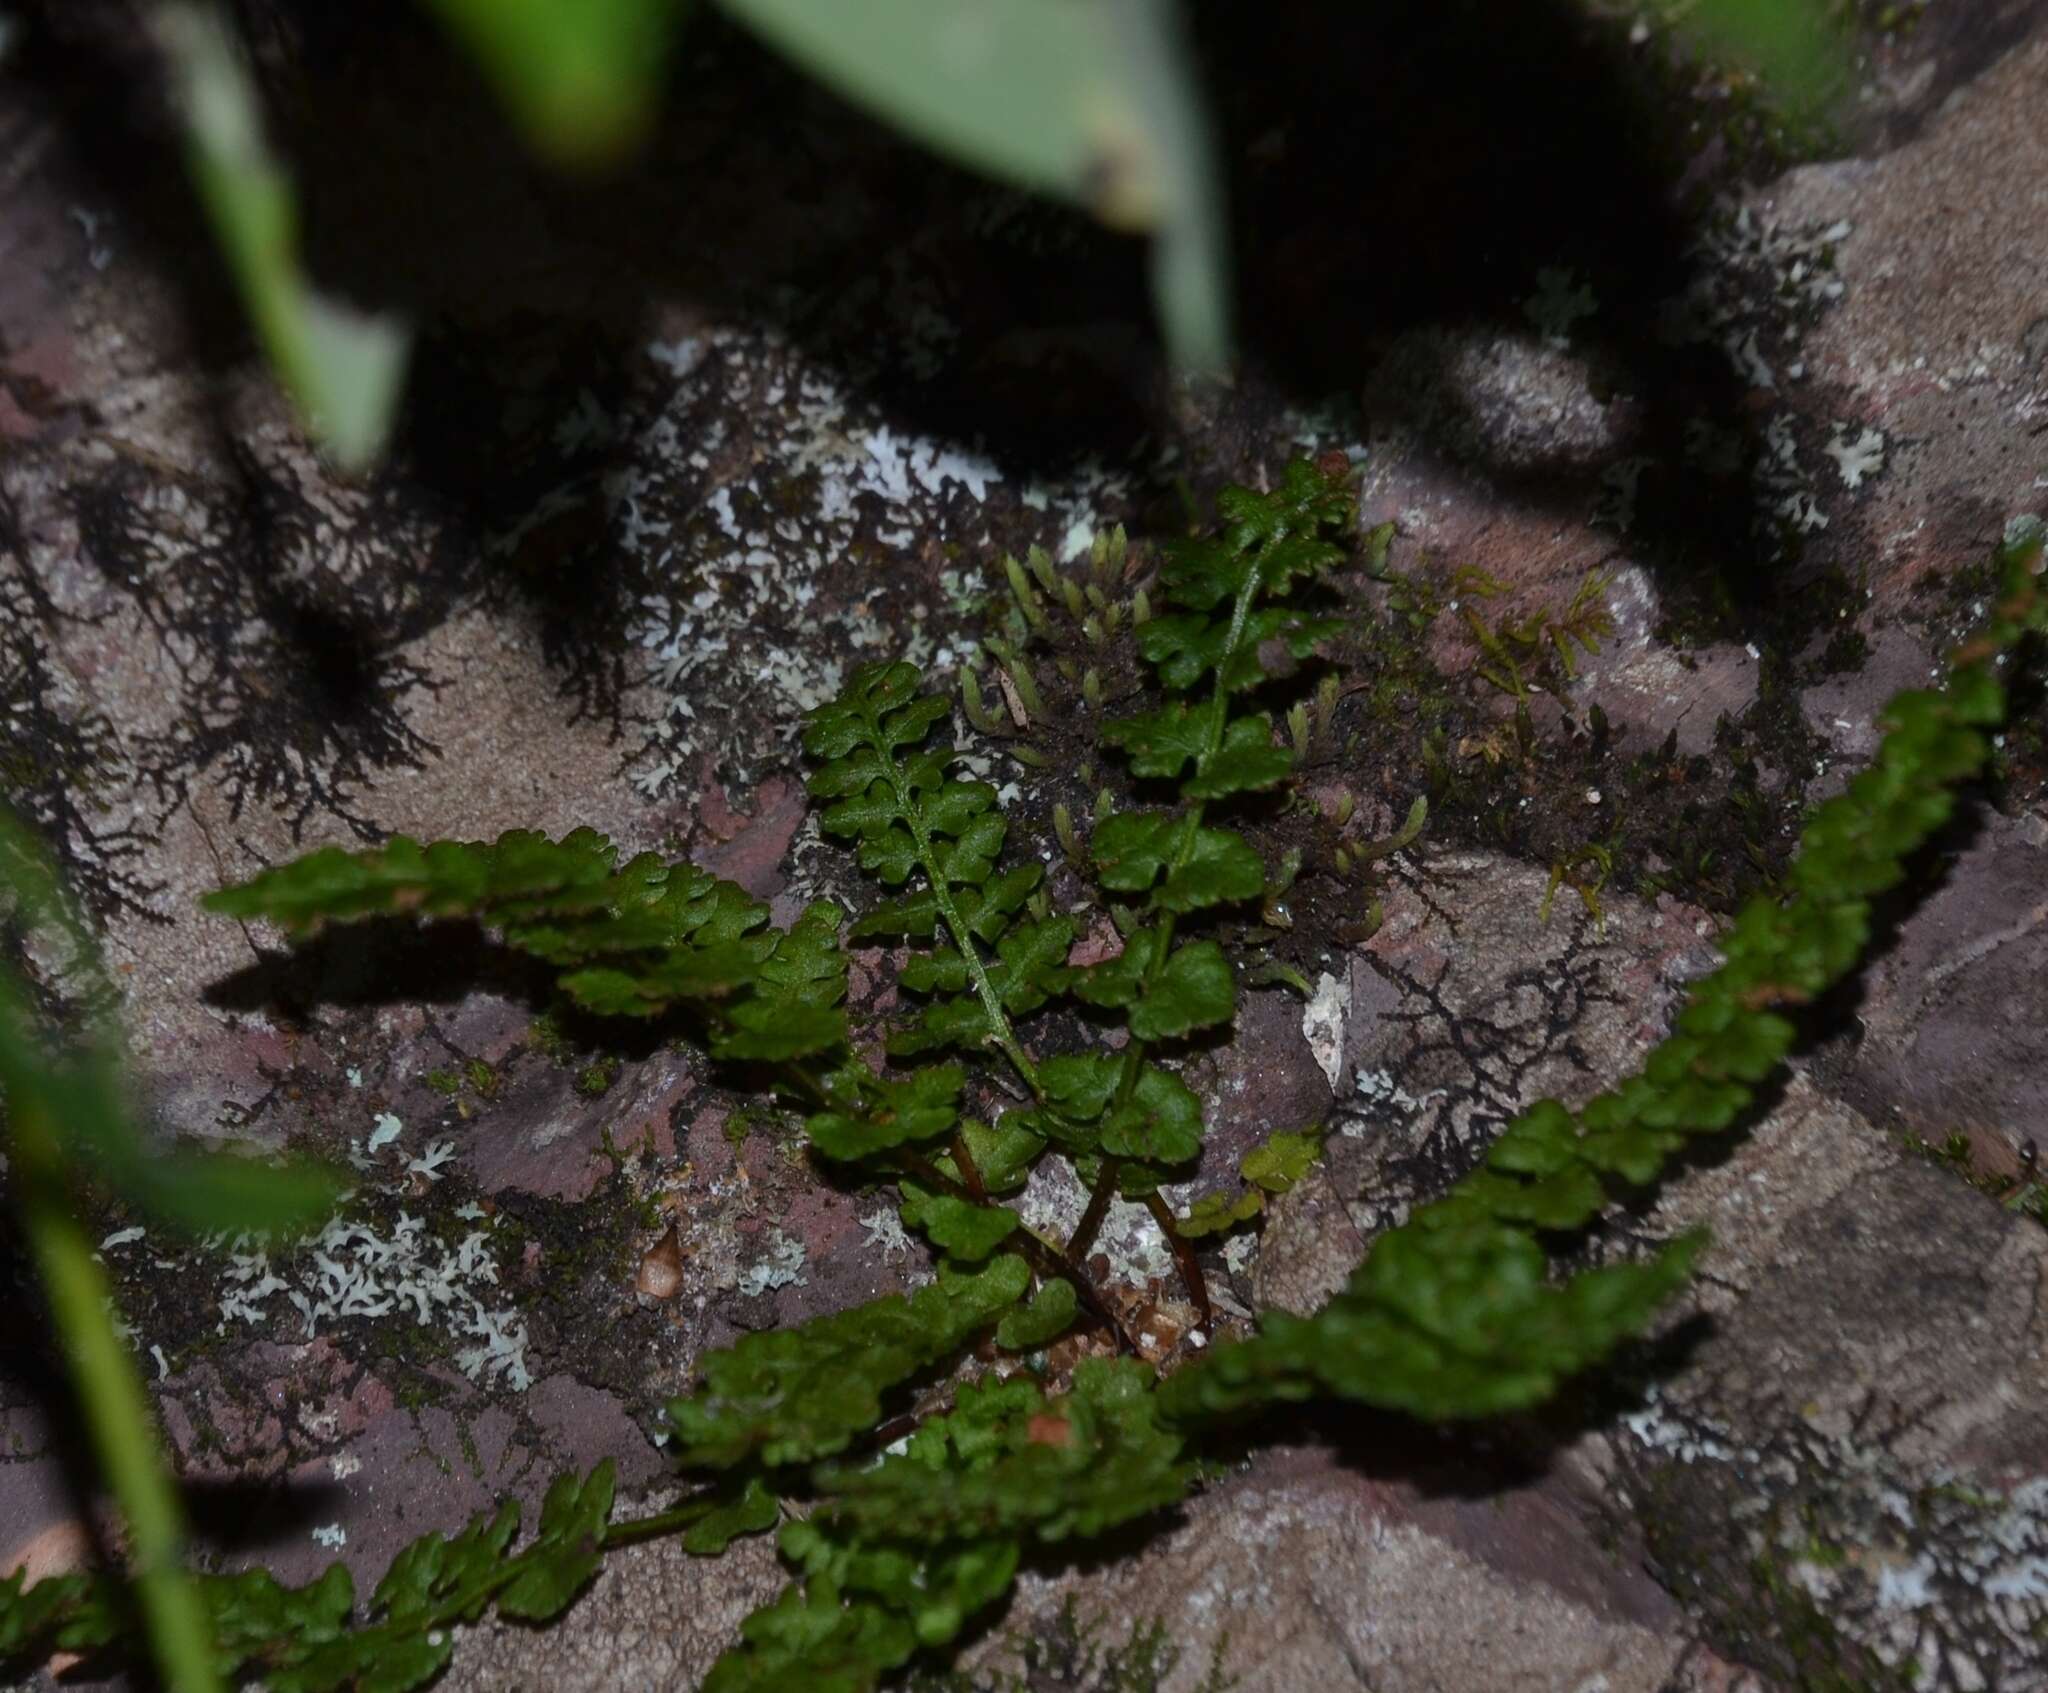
1142, 1191, 1212, 1337
1069, 1158, 1120, 1258
872, 714, 1043, 1100
949, 1131, 988, 1201
1099, 541, 1269, 1326
14, 1105, 223, 1693
893, 1150, 1136, 1355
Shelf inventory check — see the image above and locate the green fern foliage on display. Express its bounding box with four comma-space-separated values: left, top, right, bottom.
702, 1362, 1193, 1692
18, 464, 2036, 1693
204, 829, 794, 1023
665, 1257, 1031, 1469
0, 1464, 622, 1692
1159, 520, 2048, 1427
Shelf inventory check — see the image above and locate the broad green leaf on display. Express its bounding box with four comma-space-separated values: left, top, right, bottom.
1093, 815, 1262, 913
1065, 928, 1155, 1010
679, 1476, 782, 1556
956, 1116, 1046, 1194
1038, 1053, 1122, 1121
421, 0, 680, 164
158, 6, 408, 472
1092, 813, 1183, 892
1159, 826, 1265, 913
714, 0, 1226, 370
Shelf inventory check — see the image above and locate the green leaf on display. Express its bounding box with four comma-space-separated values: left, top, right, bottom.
557, 942, 764, 1017
208, 832, 777, 1027
702, 1577, 916, 1693
420, 0, 679, 164
900, 1184, 1020, 1262
206, 828, 606, 929
1065, 928, 1156, 1010
1039, 1053, 1122, 1121
1130, 939, 1234, 1040
496, 1464, 615, 1622
1155, 536, 1244, 611
1093, 816, 1262, 913
1184, 714, 1294, 800
1092, 813, 1182, 892
666, 1257, 1029, 1468
1676, 0, 1849, 118
1241, 1129, 1322, 1193
956, 1116, 1046, 1195
116, 1147, 343, 1240
956, 864, 1043, 943
158, 5, 409, 472
714, 0, 1227, 371
847, 889, 941, 940
1215, 458, 1356, 557
1178, 1186, 1264, 1239
1101, 701, 1209, 780
889, 996, 994, 1058
712, 902, 850, 1057
805, 1062, 964, 1161
679, 1476, 783, 1557
1160, 826, 1266, 913
995, 1280, 1079, 1350
818, 1359, 1191, 1545
1100, 1064, 1202, 1164
989, 916, 1075, 1014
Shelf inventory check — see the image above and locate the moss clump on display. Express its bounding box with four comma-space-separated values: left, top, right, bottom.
576, 1056, 620, 1096
911, 1598, 1234, 1693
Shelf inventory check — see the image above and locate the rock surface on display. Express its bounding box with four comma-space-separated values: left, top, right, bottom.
4, 3, 2048, 1691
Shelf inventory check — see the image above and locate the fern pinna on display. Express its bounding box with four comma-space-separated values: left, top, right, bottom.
6, 466, 2042, 1691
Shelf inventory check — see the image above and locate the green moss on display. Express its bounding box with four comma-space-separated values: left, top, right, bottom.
527, 1011, 575, 1063
1903, 1131, 2048, 1225
576, 1057, 620, 1097
1817, 627, 1869, 676
911, 1599, 1234, 1693
424, 1068, 462, 1097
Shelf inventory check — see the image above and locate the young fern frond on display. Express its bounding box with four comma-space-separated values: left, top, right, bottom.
806, 661, 1058, 1090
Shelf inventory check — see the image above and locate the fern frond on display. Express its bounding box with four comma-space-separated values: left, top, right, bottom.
1160, 523, 2048, 1426
664, 1257, 1031, 1469
205, 830, 779, 1022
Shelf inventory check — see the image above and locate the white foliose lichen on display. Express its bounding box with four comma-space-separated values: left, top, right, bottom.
215, 1210, 533, 1391
735, 1226, 808, 1297
1823, 425, 1887, 490
533, 319, 1163, 798
1620, 1384, 2048, 1688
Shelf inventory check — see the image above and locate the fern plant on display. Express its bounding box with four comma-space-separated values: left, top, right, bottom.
4, 466, 2042, 1693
